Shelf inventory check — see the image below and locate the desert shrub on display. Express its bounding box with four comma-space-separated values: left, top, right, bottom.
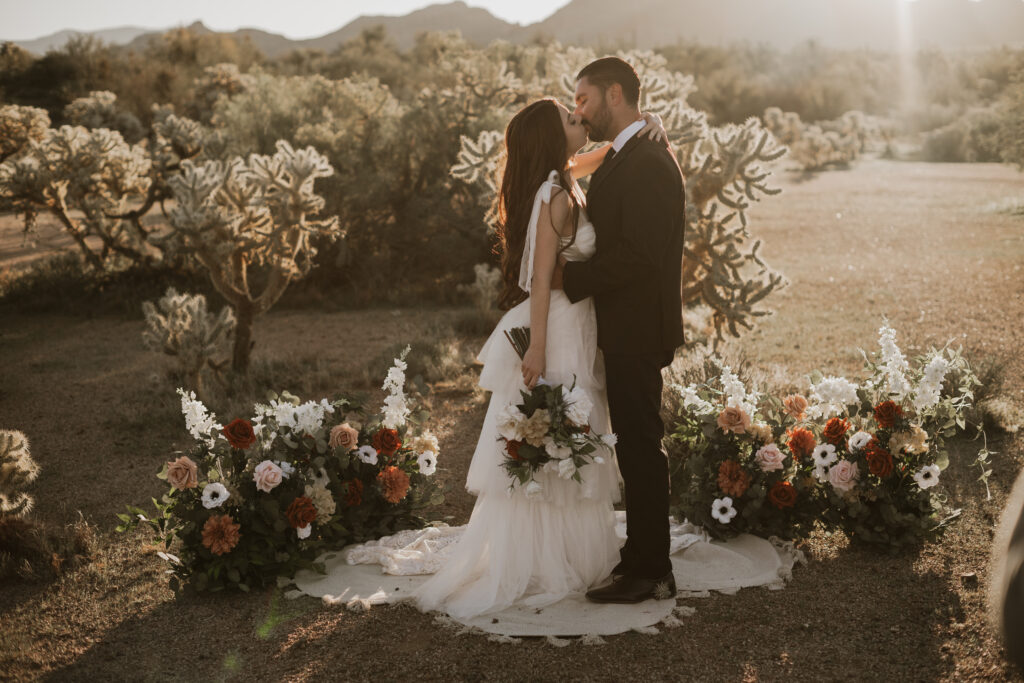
0, 514, 95, 582
921, 107, 1005, 163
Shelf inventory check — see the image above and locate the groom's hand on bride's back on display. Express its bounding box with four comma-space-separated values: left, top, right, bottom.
551, 257, 567, 290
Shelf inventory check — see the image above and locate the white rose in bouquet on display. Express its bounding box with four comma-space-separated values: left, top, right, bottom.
557, 458, 577, 480
562, 386, 594, 427
495, 403, 527, 441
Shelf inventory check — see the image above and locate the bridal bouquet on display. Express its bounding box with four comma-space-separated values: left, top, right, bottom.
496, 327, 615, 497
118, 348, 443, 592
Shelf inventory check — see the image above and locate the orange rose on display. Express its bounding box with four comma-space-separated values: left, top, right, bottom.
343, 479, 363, 507
717, 406, 752, 435
329, 423, 359, 451
768, 481, 797, 509
222, 419, 256, 449
373, 428, 402, 457
783, 394, 809, 420
166, 455, 198, 490
823, 417, 851, 446
286, 496, 317, 529
865, 439, 894, 478
717, 460, 751, 498
873, 401, 904, 429
786, 427, 816, 459
201, 514, 241, 556
506, 439, 523, 461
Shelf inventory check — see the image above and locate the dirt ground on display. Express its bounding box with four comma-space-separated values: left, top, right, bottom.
1, 158, 1023, 681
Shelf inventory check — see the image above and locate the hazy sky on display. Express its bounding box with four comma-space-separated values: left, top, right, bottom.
1, 1, 572, 41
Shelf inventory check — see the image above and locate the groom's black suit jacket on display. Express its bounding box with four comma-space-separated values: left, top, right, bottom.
563, 133, 685, 355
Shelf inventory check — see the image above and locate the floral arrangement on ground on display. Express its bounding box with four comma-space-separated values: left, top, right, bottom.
667, 323, 989, 547
119, 347, 444, 592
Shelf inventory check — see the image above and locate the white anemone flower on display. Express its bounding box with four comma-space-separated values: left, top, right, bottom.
417, 450, 437, 476
357, 445, 379, 466
812, 443, 838, 468
201, 482, 230, 509
711, 497, 737, 524
848, 431, 873, 452
914, 464, 941, 490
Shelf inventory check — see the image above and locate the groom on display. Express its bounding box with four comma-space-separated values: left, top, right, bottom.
553, 57, 685, 603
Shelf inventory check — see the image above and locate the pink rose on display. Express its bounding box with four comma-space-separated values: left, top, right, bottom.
828, 460, 859, 493
166, 455, 198, 490
329, 423, 359, 451
754, 444, 785, 472
253, 460, 283, 493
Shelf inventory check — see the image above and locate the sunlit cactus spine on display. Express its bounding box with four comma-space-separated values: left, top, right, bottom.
0, 430, 39, 518
142, 287, 236, 396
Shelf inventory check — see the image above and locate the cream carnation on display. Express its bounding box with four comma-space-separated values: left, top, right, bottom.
304, 483, 336, 521
520, 410, 552, 447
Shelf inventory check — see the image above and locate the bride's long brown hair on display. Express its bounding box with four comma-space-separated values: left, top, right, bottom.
494, 98, 581, 310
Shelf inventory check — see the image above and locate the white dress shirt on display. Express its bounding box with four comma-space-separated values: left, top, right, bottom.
611, 118, 647, 153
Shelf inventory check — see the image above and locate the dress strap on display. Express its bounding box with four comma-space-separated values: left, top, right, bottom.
517, 170, 562, 295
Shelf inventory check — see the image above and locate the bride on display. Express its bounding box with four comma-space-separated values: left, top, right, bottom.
350, 98, 667, 619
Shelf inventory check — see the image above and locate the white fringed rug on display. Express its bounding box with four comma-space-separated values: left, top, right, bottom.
285, 512, 804, 637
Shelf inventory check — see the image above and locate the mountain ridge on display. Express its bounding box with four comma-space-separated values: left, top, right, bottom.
7, 0, 1024, 56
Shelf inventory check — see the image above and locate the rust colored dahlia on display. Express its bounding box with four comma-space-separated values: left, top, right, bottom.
378, 466, 411, 504
201, 514, 241, 556
786, 428, 817, 459
717, 460, 752, 498
823, 417, 851, 446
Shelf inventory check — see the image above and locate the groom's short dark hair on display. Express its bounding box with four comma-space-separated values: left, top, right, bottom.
576, 57, 641, 107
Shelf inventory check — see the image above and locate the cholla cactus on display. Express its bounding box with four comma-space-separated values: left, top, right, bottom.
189, 63, 254, 123
451, 48, 787, 344
167, 140, 342, 372
142, 287, 236, 395
0, 105, 49, 164
64, 90, 144, 142
458, 263, 503, 314
0, 430, 39, 518
763, 107, 870, 171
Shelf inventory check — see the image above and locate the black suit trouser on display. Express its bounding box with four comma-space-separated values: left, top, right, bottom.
604, 349, 673, 579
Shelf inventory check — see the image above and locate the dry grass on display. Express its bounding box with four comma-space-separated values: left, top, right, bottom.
1, 159, 1023, 681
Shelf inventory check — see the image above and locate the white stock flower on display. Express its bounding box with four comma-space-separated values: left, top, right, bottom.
912, 354, 950, 412
201, 482, 230, 509
914, 464, 941, 490
711, 497, 737, 524
719, 365, 759, 416
807, 376, 860, 419
296, 524, 312, 540
813, 464, 828, 483
877, 324, 911, 399
601, 433, 618, 449
177, 388, 222, 446
525, 480, 543, 500
562, 386, 594, 426
557, 458, 577, 480
357, 445, 379, 466
381, 349, 411, 429
495, 403, 527, 441
848, 431, 873, 452
671, 383, 716, 415
543, 436, 572, 460
812, 444, 838, 468
417, 450, 437, 476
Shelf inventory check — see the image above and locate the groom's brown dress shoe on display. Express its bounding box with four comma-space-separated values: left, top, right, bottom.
585, 571, 677, 604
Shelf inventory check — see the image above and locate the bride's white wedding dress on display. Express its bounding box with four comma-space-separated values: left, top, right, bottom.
347, 170, 621, 619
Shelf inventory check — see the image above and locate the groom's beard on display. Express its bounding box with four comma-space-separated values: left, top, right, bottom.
583, 106, 613, 142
